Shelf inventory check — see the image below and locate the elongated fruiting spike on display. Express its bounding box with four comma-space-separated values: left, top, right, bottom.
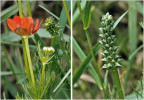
99, 12, 121, 70
44, 17, 60, 36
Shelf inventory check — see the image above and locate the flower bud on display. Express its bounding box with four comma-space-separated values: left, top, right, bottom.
43, 47, 55, 54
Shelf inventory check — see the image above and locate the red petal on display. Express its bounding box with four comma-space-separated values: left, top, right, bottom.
21, 17, 33, 35
32, 19, 44, 34
7, 19, 20, 33
13, 16, 21, 25
33, 19, 39, 31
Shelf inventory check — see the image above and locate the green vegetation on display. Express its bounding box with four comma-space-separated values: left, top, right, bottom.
73, 1, 143, 99
1, 1, 70, 99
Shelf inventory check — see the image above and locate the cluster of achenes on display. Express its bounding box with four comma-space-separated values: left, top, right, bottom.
99, 12, 121, 70
44, 17, 60, 36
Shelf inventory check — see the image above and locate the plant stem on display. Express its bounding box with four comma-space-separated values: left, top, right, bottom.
27, 0, 32, 17
112, 69, 124, 99
51, 35, 56, 47
22, 38, 31, 81
41, 64, 46, 81
85, 30, 107, 98
77, 1, 84, 23
18, 0, 31, 81
49, 35, 56, 74
62, 0, 71, 28
18, 0, 23, 18
77, 2, 107, 98
22, 37, 35, 88
19, 0, 35, 88
38, 64, 46, 98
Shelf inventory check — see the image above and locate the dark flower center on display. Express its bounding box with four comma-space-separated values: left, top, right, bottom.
15, 27, 24, 35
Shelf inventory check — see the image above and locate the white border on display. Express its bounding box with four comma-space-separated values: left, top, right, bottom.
0, 0, 1, 99
71, 0, 73, 99
141, 0, 144, 99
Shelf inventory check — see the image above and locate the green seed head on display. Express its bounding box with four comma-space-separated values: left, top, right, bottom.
44, 17, 60, 36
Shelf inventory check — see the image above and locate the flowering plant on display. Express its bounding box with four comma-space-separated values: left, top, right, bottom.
7, 16, 43, 37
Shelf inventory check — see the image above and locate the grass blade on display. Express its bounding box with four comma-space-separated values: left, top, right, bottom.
128, 2, 137, 54
73, 0, 86, 24
38, 5, 70, 29
135, 2, 143, 15
73, 38, 101, 88
39, 5, 59, 20
53, 69, 71, 93
126, 90, 143, 99
113, 4, 136, 29
129, 44, 143, 60
1, 71, 24, 76
1, 41, 37, 50
72, 37, 85, 60
84, 1, 91, 30
124, 1, 138, 87
2, 78, 18, 97
62, 0, 71, 28
58, 1, 70, 39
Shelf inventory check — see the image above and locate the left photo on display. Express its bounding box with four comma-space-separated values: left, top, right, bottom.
1, 0, 71, 99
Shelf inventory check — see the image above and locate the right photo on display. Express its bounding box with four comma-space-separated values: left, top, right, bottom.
72, 0, 143, 99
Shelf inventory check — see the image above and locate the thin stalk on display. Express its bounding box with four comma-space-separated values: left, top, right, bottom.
19, 0, 35, 89
18, 0, 31, 81
27, 0, 32, 17
112, 69, 124, 99
51, 35, 56, 47
62, 0, 71, 28
18, 0, 23, 18
37, 64, 46, 98
77, 1, 84, 23
85, 30, 107, 98
50, 35, 56, 75
41, 64, 46, 81
23, 37, 35, 88
77, 2, 107, 98
22, 38, 31, 81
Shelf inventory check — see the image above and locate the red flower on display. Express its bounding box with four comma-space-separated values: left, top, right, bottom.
7, 16, 43, 37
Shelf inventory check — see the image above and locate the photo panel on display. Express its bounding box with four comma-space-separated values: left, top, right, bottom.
72, 0, 143, 99
1, 0, 71, 99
